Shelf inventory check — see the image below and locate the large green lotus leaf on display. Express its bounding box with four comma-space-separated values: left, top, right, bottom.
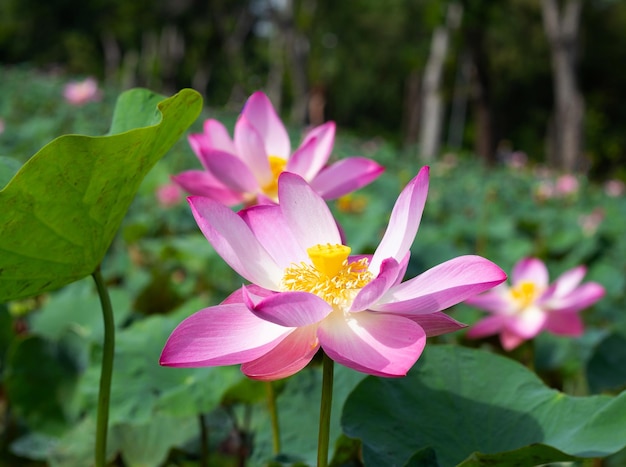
342, 345, 626, 467
586, 331, 626, 394
115, 416, 199, 467
0, 88, 202, 302
4, 334, 87, 435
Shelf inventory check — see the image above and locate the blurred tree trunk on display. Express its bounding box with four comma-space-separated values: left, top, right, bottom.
541, 0, 584, 172
418, 2, 463, 162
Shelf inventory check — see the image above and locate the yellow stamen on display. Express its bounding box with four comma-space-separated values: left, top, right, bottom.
281, 243, 372, 309
510, 281, 539, 308
261, 156, 287, 199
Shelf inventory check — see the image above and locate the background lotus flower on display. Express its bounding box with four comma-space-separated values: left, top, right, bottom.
156, 182, 183, 208
160, 167, 507, 380
63, 77, 102, 105
465, 257, 605, 350
172, 91, 384, 206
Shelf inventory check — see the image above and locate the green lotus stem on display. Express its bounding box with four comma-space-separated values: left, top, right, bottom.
266, 381, 281, 454
317, 352, 334, 467
92, 267, 115, 467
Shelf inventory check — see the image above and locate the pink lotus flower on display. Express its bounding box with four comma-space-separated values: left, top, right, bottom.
156, 182, 183, 208
63, 77, 102, 106
172, 91, 384, 206
160, 167, 506, 380
465, 257, 605, 350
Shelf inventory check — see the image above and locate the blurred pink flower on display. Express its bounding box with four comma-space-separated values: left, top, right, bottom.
604, 179, 625, 198
465, 257, 605, 350
156, 183, 183, 208
578, 207, 605, 236
172, 91, 384, 206
63, 77, 102, 105
160, 167, 506, 380
0, 118, 4, 135
555, 174, 579, 196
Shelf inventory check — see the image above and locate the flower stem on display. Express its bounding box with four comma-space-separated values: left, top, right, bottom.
317, 352, 334, 467
92, 267, 115, 467
266, 381, 281, 455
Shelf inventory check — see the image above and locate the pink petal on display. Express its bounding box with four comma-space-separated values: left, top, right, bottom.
370, 167, 429, 276
234, 115, 273, 183
160, 303, 292, 367
286, 136, 322, 180
410, 312, 467, 337
500, 329, 526, 351
242, 91, 291, 158
222, 284, 276, 304
544, 312, 584, 336
243, 288, 332, 327
464, 284, 514, 315
309, 157, 385, 200
318, 310, 426, 377
277, 172, 342, 248
287, 122, 336, 180
241, 325, 320, 380
512, 258, 549, 288
505, 305, 547, 338
544, 282, 605, 313
171, 171, 246, 206
465, 315, 506, 339
203, 119, 237, 154
371, 255, 507, 315
541, 265, 586, 301
202, 149, 259, 194
553, 266, 587, 294
350, 258, 400, 312
239, 205, 308, 267
188, 196, 284, 289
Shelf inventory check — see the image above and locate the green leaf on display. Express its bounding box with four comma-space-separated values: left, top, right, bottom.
4, 334, 85, 435
456, 444, 580, 467
0, 88, 202, 302
342, 345, 626, 467
29, 278, 132, 342
115, 416, 199, 467
586, 331, 626, 394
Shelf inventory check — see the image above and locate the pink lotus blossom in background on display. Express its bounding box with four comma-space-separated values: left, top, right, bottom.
160, 167, 507, 380
465, 257, 605, 351
604, 179, 625, 197
578, 207, 605, 237
555, 174, 579, 196
172, 91, 384, 207
63, 77, 102, 106
156, 183, 183, 208
0, 118, 4, 135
